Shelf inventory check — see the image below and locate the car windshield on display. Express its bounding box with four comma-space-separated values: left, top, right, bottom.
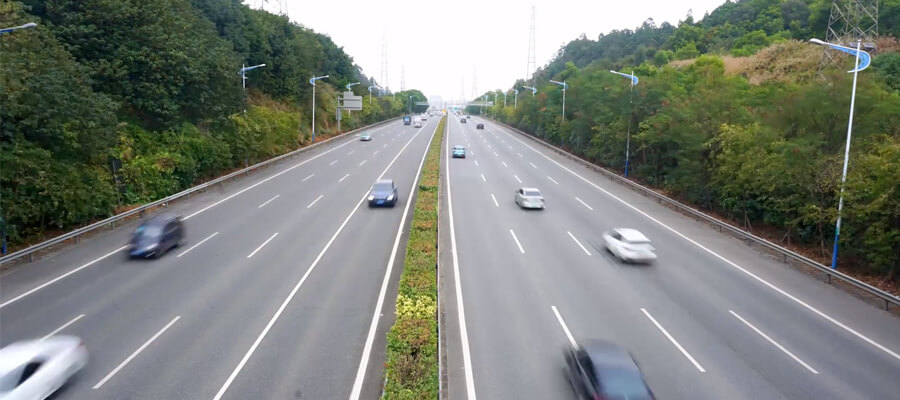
454, 146, 464, 150
0, 368, 20, 392
524, 190, 542, 197
596, 368, 651, 398
135, 224, 163, 238
373, 183, 392, 192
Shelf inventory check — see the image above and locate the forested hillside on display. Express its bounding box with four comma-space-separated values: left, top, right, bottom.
474, 0, 900, 284
0, 0, 422, 249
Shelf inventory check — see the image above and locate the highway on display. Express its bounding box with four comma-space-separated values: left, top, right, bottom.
0, 117, 439, 399
441, 115, 900, 399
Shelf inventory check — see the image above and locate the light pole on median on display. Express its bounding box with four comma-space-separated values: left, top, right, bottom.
610, 70, 639, 177
239, 63, 266, 114
368, 85, 380, 104
0, 21, 38, 255
309, 75, 329, 143
513, 88, 519, 109
549, 80, 568, 121
809, 38, 872, 270
408, 95, 414, 114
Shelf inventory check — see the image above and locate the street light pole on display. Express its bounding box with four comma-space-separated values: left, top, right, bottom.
0, 21, 38, 255
239, 63, 266, 114
523, 86, 537, 97
309, 75, 329, 143
809, 38, 871, 270
368, 85, 379, 104
514, 89, 519, 109
610, 70, 639, 177
549, 80, 568, 121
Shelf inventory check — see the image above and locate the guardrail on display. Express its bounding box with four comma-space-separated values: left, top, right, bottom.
0, 118, 400, 266
486, 118, 900, 312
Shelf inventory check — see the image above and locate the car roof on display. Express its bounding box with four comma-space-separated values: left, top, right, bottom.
142, 214, 179, 226
580, 340, 640, 371
520, 187, 541, 193
615, 228, 649, 242
0, 336, 80, 375
375, 179, 394, 185
453, 145, 464, 149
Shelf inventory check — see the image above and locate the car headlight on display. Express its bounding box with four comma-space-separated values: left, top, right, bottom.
368, 195, 375, 201
387, 194, 395, 201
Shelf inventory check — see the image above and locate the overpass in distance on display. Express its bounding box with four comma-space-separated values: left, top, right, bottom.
1, 115, 899, 399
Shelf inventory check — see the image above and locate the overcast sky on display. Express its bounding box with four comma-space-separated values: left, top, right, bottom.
256, 0, 727, 103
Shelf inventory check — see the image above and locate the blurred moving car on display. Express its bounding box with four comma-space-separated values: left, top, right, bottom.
0, 335, 88, 400
476, 123, 484, 129
452, 145, 466, 158
360, 132, 372, 141
368, 179, 398, 207
515, 188, 544, 209
414, 120, 422, 128
564, 340, 656, 400
601, 228, 656, 263
128, 214, 184, 259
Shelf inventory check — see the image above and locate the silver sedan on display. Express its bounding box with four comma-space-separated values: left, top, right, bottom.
515, 188, 545, 209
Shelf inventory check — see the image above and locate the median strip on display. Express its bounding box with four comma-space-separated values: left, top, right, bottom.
383, 115, 444, 398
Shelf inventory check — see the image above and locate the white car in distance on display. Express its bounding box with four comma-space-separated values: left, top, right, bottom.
602, 228, 656, 263
0, 335, 88, 400
515, 188, 545, 209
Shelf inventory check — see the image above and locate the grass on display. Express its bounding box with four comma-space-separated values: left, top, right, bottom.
382, 115, 444, 399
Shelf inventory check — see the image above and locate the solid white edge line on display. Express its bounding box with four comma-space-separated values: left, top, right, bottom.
257, 194, 280, 209
306, 194, 324, 209
491, 194, 499, 208
575, 197, 593, 211
492, 121, 900, 362
447, 118, 478, 400
481, 173, 486, 183
509, 229, 525, 254
514, 175, 522, 184
246, 232, 278, 259
213, 119, 430, 400
339, 173, 351, 183
348, 118, 439, 400
551, 306, 577, 347
567, 232, 592, 256
182, 124, 388, 221
93, 316, 181, 389
548, 176, 559, 185
640, 308, 706, 372
41, 314, 85, 341
177, 232, 219, 258
729, 310, 819, 374
0, 245, 127, 309
302, 173, 315, 182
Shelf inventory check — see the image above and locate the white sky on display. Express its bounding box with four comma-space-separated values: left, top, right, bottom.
260, 0, 727, 103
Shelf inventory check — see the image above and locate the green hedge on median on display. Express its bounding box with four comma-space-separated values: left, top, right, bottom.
383, 115, 444, 399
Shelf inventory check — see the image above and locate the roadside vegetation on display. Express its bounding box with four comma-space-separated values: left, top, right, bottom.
0, 0, 426, 249
470, 0, 900, 286
383, 116, 444, 399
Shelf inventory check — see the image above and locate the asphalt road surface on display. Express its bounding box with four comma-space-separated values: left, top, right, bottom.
441, 115, 900, 400
0, 117, 438, 400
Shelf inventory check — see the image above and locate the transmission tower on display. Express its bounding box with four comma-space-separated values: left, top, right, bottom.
818, 0, 878, 75
380, 32, 389, 92
400, 65, 406, 91
257, 0, 288, 16
525, 5, 537, 84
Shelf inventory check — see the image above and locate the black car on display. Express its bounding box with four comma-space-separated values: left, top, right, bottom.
460, 118, 467, 123
368, 179, 398, 207
476, 123, 484, 129
564, 340, 655, 400
128, 214, 184, 259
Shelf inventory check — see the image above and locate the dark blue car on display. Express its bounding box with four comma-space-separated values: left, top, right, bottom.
128, 215, 184, 259
368, 179, 398, 207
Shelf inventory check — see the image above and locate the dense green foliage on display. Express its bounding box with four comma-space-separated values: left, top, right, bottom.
384, 116, 442, 399
1, 1, 419, 247
482, 1, 900, 281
